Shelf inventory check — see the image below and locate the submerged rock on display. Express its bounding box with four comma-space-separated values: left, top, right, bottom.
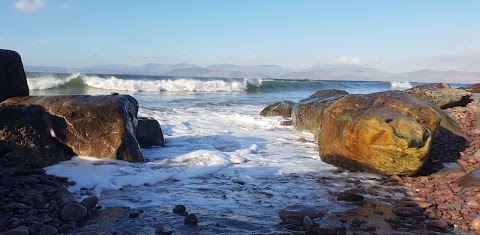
292, 89, 348, 133
317, 91, 440, 176
278, 205, 319, 221
2, 95, 143, 162
0, 49, 29, 103
260, 101, 295, 118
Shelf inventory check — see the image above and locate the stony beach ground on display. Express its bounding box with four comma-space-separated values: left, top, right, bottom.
1, 101, 479, 235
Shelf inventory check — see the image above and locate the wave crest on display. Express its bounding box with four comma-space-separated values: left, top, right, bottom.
27, 73, 81, 90
390, 81, 412, 89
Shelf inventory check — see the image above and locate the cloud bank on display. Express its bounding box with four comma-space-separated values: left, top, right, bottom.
14, 0, 46, 12
335, 56, 361, 65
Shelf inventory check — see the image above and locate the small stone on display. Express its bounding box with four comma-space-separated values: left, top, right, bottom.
395, 201, 418, 207
184, 214, 198, 225
129, 212, 140, 219
278, 205, 319, 221
6, 225, 29, 235
393, 207, 423, 217
336, 192, 364, 202
80, 196, 98, 210
425, 220, 449, 230
172, 205, 187, 215
155, 226, 164, 234
302, 216, 314, 230
40, 225, 58, 235
60, 203, 87, 221
471, 216, 480, 231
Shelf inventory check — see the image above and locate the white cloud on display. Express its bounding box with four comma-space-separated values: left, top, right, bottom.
222, 55, 272, 62
59, 2, 75, 9
335, 56, 361, 65
14, 0, 46, 12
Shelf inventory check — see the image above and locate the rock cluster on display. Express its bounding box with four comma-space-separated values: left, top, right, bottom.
0, 161, 98, 234
404, 85, 472, 109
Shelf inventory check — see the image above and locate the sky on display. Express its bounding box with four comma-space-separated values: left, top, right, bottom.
0, 0, 479, 72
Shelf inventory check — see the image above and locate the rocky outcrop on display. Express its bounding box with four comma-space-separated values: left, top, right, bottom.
404, 86, 472, 109
317, 91, 440, 176
136, 117, 165, 147
414, 83, 451, 89
260, 101, 295, 118
0, 104, 74, 167
2, 95, 143, 162
292, 90, 348, 133
0, 49, 29, 102
461, 83, 480, 93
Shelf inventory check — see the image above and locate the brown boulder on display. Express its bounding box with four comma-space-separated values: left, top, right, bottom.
461, 83, 480, 93
0, 104, 73, 167
317, 91, 440, 176
3, 95, 143, 162
413, 83, 450, 89
136, 117, 165, 147
260, 101, 295, 118
404, 87, 472, 109
292, 90, 348, 133
0, 49, 29, 103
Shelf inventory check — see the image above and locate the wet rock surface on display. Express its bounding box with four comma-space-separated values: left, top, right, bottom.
136, 117, 165, 147
0, 49, 29, 103
260, 100, 295, 118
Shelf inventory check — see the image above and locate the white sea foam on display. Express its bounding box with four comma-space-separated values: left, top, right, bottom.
390, 81, 412, 89
82, 75, 246, 92
27, 73, 80, 90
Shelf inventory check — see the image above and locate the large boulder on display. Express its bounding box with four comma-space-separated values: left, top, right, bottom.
2, 95, 144, 162
317, 91, 441, 176
292, 90, 348, 133
404, 86, 472, 109
0, 49, 29, 102
0, 104, 73, 167
260, 101, 295, 118
136, 117, 165, 147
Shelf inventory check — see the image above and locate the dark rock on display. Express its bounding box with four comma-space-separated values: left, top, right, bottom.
3, 95, 143, 162
40, 224, 58, 235
80, 196, 98, 210
317, 91, 440, 176
172, 205, 187, 215
5, 225, 29, 235
392, 207, 423, 217
278, 205, 319, 221
60, 202, 87, 221
425, 219, 449, 230
260, 101, 295, 118
56, 187, 77, 206
128, 212, 140, 218
302, 216, 314, 230
136, 117, 165, 147
292, 89, 348, 133
0, 49, 29, 103
184, 214, 198, 225
456, 167, 480, 188
155, 226, 164, 234
336, 192, 364, 202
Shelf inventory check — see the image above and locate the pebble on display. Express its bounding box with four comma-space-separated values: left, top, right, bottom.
5, 225, 29, 235
60, 203, 87, 221
128, 212, 140, 219
172, 205, 187, 215
425, 219, 449, 230
471, 217, 480, 231
40, 225, 58, 235
336, 192, 364, 202
278, 205, 319, 221
392, 207, 423, 217
80, 196, 98, 210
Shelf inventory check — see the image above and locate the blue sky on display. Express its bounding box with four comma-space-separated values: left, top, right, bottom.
1, 0, 479, 72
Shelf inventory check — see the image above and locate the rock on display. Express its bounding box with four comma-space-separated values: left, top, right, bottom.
278, 205, 319, 221
414, 83, 451, 89
456, 167, 480, 188
317, 91, 440, 176
0, 49, 29, 103
302, 216, 314, 230
291, 89, 348, 133
260, 101, 295, 118
404, 87, 472, 109
3, 95, 143, 162
184, 214, 198, 225
60, 202, 87, 221
155, 226, 164, 234
56, 187, 77, 206
419, 100, 460, 134
0, 104, 73, 167
477, 101, 480, 129
40, 225, 58, 235
129, 212, 140, 218
461, 83, 480, 93
392, 207, 423, 217
336, 192, 364, 202
80, 196, 99, 210
5, 225, 29, 235
172, 205, 187, 215
472, 216, 480, 231
136, 117, 165, 147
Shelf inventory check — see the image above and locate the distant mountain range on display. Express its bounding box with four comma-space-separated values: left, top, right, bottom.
25, 63, 480, 83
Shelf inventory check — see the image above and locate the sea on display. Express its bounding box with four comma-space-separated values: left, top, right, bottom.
25, 72, 472, 234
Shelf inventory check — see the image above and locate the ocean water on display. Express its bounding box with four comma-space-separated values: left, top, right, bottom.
25, 73, 465, 233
